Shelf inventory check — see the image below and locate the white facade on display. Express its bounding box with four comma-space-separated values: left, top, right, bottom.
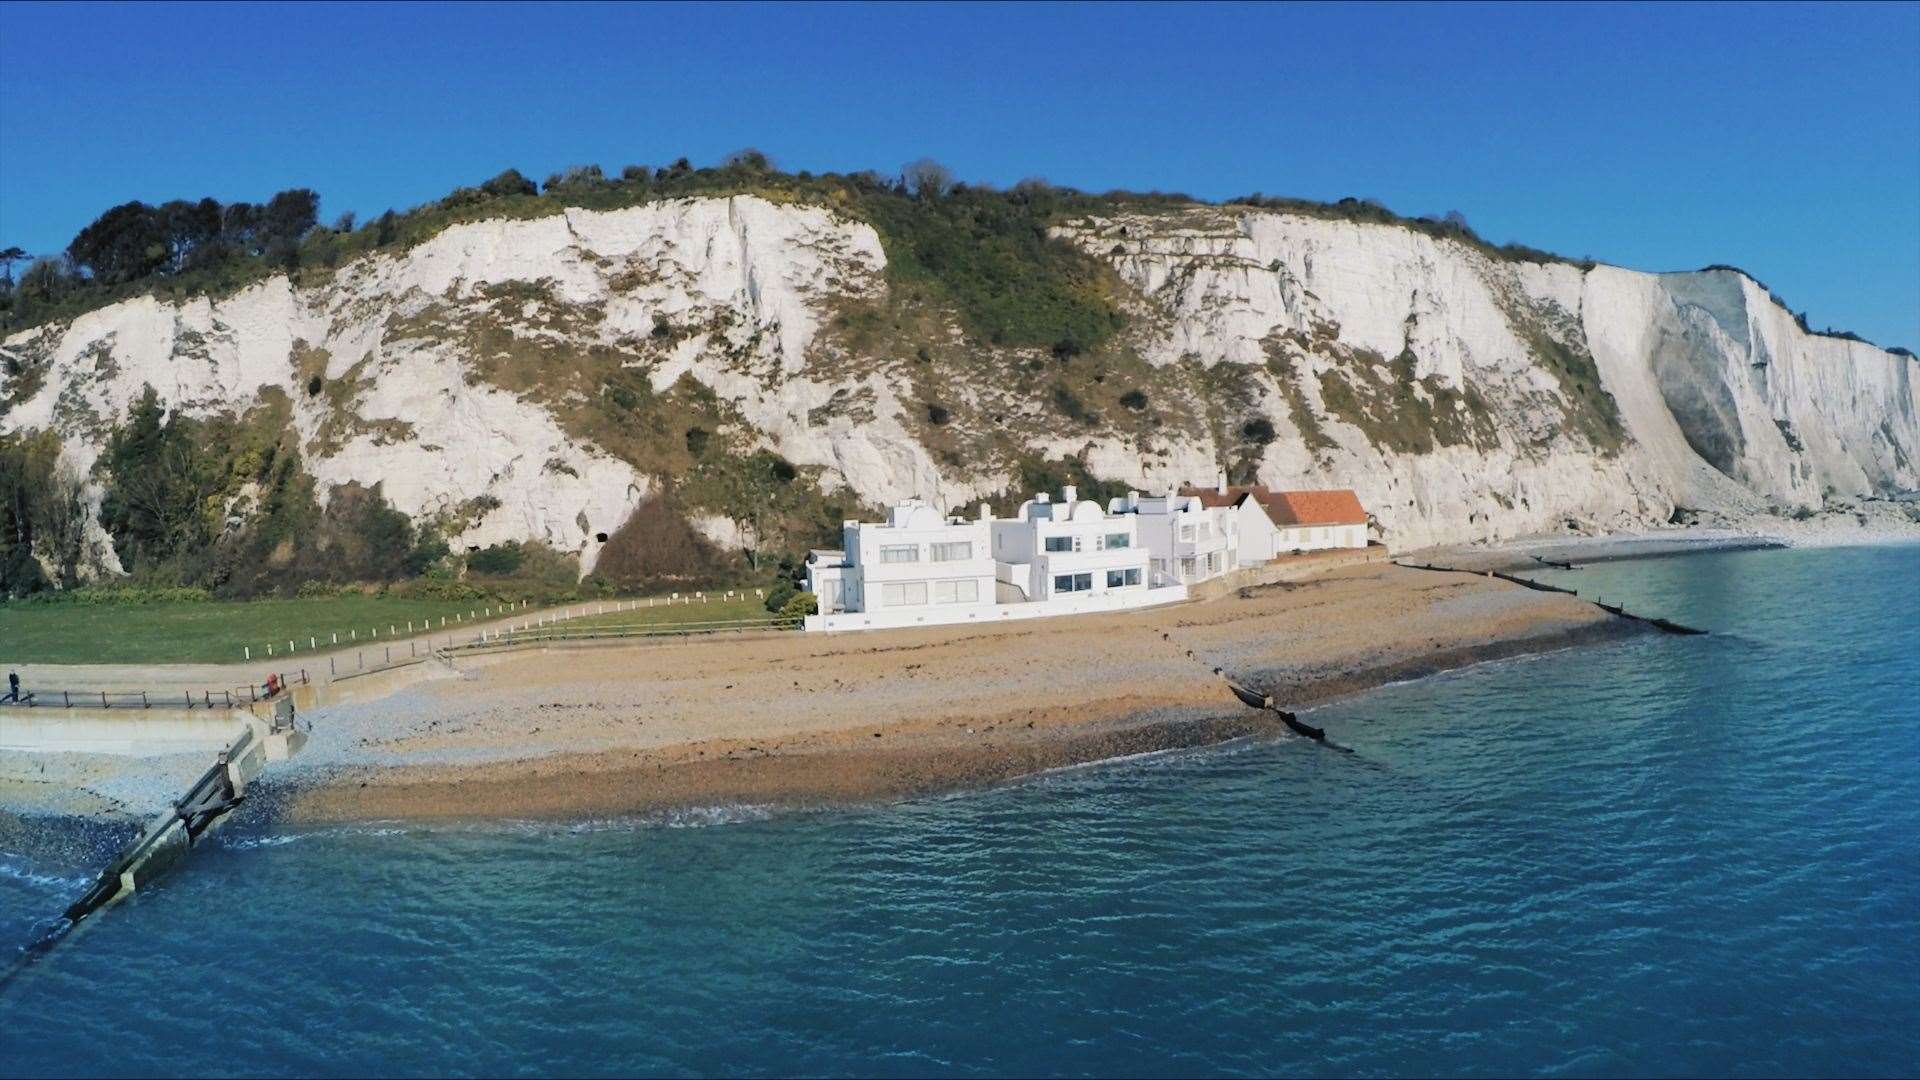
805, 500, 997, 619
804, 487, 1173, 632
1108, 491, 1241, 587
1227, 498, 1283, 565
1274, 521, 1368, 552
991, 486, 1152, 603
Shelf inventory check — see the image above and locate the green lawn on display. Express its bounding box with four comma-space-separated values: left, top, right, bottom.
0, 589, 790, 666
545, 592, 786, 634
0, 595, 545, 666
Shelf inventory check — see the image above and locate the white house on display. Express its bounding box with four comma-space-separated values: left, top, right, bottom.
1262, 489, 1370, 552
1179, 481, 1371, 558
991, 486, 1151, 602
1107, 490, 1240, 586
804, 499, 997, 618
804, 487, 1178, 632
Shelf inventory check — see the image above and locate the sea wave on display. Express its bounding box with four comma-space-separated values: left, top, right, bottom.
0, 856, 89, 892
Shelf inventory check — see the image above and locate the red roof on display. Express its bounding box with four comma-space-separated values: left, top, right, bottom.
1176, 484, 1368, 526
1264, 489, 1368, 526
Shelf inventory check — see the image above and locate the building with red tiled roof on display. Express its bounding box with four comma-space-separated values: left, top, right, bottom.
1263, 489, 1368, 528
1177, 477, 1369, 560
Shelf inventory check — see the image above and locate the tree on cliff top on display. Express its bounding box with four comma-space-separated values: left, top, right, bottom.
902, 157, 955, 199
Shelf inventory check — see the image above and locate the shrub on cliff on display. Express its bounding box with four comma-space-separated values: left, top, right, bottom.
466, 543, 524, 576
593, 494, 734, 588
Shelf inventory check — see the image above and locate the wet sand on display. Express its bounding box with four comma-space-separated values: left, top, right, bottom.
284, 562, 1644, 822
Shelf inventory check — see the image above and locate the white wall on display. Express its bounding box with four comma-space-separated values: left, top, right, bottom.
1114, 493, 1237, 585
1275, 522, 1368, 552
805, 581, 1188, 632
838, 501, 997, 615
1233, 500, 1282, 565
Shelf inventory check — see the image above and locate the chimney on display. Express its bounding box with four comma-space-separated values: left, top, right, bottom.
1126, 490, 1140, 511
978, 502, 991, 522
1216, 470, 1229, 495
1036, 491, 1051, 504
1062, 484, 1078, 504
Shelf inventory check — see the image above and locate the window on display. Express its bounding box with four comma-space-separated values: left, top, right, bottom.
930, 541, 972, 562
1107, 568, 1141, 588
1044, 536, 1075, 553
1105, 533, 1129, 549
1207, 552, 1221, 574
933, 579, 979, 604
879, 545, 919, 564
881, 581, 928, 606
822, 579, 843, 610
1179, 524, 1195, 542
1200, 523, 1212, 540
1053, 572, 1093, 593
1180, 557, 1196, 579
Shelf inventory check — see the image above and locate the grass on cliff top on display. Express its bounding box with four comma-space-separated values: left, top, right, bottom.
551, 592, 778, 634
7, 154, 1663, 355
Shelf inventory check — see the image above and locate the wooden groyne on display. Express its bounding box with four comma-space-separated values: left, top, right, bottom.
1157, 632, 1347, 750
1394, 561, 1709, 635
1595, 601, 1709, 636
1, 697, 307, 990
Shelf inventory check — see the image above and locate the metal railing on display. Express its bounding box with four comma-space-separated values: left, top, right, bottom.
445, 615, 800, 653
3, 670, 308, 710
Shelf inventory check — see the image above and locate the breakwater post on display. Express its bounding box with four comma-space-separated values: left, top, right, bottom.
1392, 560, 1709, 635
1, 691, 308, 989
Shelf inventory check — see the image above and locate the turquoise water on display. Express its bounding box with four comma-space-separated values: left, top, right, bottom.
2, 545, 1917, 1077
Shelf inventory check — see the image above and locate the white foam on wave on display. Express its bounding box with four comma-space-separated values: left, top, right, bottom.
0, 855, 89, 892
217, 826, 411, 851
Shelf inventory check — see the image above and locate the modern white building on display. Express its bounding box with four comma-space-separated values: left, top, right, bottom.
800, 482, 1366, 633
991, 486, 1151, 602
1107, 490, 1241, 586
804, 487, 1176, 632
805, 499, 997, 619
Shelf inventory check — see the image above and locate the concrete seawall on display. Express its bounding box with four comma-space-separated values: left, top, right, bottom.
0, 710, 252, 755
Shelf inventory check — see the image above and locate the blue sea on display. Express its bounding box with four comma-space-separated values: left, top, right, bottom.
3, 545, 1917, 1078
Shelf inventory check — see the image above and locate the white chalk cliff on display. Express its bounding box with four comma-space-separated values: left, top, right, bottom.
3, 195, 1915, 575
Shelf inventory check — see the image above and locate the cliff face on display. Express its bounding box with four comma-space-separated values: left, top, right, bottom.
3, 195, 1914, 577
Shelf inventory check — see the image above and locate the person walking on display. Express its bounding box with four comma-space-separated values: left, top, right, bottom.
6, 671, 18, 703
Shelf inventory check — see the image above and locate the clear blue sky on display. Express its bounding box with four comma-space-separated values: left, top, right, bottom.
3, 1, 1916, 346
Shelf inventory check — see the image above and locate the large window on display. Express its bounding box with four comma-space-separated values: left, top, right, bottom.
1107, 568, 1142, 588
932, 579, 979, 604
1044, 536, 1075, 553
879, 544, 919, 564
1104, 533, 1129, 549
1053, 572, 1093, 593
1179, 524, 1196, 542
930, 541, 973, 562
881, 581, 928, 606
